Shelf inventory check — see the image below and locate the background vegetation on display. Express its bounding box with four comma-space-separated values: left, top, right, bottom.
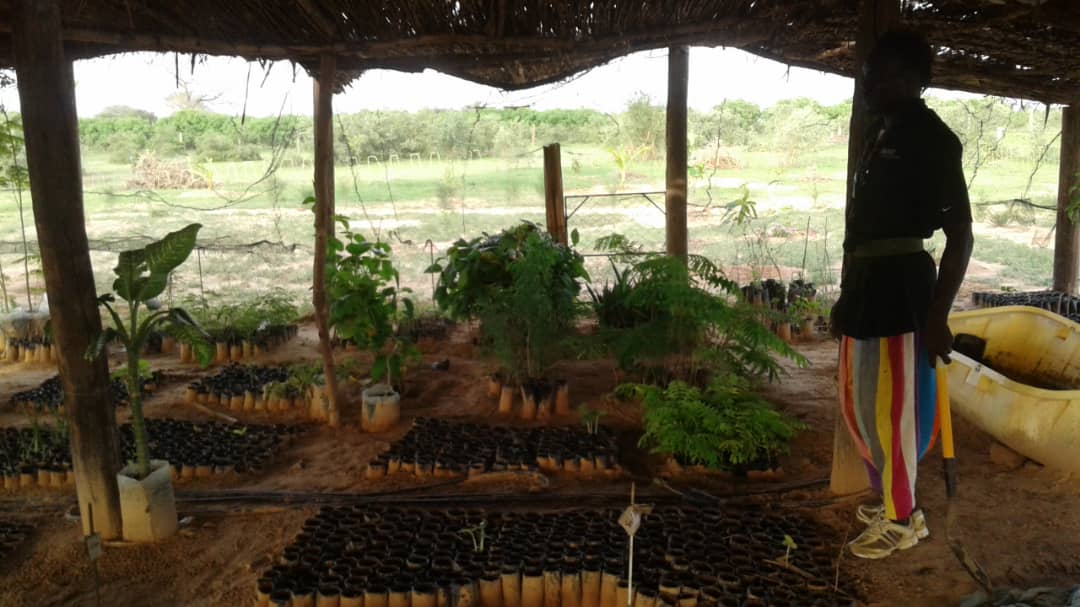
0, 91, 1065, 313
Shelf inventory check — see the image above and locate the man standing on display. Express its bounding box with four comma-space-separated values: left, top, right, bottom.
831, 30, 974, 559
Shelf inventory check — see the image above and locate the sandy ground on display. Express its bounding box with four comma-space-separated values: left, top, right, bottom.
0, 325, 1078, 606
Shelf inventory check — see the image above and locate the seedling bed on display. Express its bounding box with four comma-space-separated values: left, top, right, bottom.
0, 419, 303, 491
256, 505, 854, 607
367, 418, 621, 480
973, 290, 1080, 321
0, 519, 32, 561
9, 371, 164, 412
168, 323, 299, 365
184, 364, 327, 420
0, 337, 56, 364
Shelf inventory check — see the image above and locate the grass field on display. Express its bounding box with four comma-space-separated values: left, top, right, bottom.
0, 140, 1063, 313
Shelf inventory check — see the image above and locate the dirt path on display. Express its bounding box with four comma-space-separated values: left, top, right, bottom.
1, 332, 1078, 606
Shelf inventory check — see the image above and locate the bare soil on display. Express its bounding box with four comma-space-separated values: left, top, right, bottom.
1, 325, 1078, 606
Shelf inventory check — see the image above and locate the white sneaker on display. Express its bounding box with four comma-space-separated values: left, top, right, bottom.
848, 518, 920, 559
855, 504, 929, 539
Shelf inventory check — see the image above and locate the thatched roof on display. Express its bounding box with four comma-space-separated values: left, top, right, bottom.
0, 1, 1077, 103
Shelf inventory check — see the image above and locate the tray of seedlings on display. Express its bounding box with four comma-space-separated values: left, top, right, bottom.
365, 418, 622, 480
972, 290, 1080, 322
255, 505, 855, 607
0, 419, 304, 492
183, 363, 331, 422
9, 369, 163, 412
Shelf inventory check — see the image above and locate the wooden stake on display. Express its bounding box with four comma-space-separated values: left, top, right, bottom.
12, 0, 122, 539
543, 143, 567, 245
1053, 105, 1080, 294
830, 0, 900, 496
313, 53, 340, 426
665, 45, 689, 260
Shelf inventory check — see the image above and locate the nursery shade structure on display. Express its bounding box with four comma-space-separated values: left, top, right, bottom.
7, 0, 1080, 532
0, 1, 1077, 102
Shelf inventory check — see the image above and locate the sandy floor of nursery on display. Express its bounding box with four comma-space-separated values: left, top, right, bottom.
1, 323, 1079, 607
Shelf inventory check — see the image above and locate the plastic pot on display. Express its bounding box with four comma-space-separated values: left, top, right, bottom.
117, 459, 177, 542
554, 381, 570, 416
544, 565, 561, 604
599, 572, 619, 607
317, 585, 342, 607
361, 385, 401, 433
501, 566, 522, 607
366, 586, 389, 607
487, 376, 502, 400
560, 569, 582, 607
522, 568, 544, 607
413, 584, 437, 607
479, 574, 503, 607
614, 579, 633, 607
498, 385, 515, 416
580, 566, 601, 607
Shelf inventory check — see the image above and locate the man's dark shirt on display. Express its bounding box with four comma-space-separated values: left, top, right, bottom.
835, 99, 972, 339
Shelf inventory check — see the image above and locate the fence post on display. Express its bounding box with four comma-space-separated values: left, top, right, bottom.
544, 143, 567, 245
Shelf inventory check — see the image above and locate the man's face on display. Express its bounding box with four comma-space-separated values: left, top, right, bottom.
862, 55, 915, 114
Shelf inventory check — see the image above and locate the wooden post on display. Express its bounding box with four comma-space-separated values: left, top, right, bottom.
313, 54, 341, 425
543, 143, 567, 245
830, 0, 900, 496
13, 0, 122, 539
665, 45, 689, 260
1053, 105, 1080, 294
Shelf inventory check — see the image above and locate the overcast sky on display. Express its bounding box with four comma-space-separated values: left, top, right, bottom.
0, 46, 979, 118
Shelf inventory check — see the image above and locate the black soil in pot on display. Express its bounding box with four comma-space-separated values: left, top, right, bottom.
10, 371, 164, 412
375, 418, 621, 479
256, 506, 857, 607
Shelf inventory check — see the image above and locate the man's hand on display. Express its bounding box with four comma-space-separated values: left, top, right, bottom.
924, 316, 953, 366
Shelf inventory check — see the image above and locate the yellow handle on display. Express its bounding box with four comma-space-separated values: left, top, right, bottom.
937, 363, 955, 459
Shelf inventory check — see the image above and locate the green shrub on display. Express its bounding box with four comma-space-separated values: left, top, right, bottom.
325, 213, 418, 388
592, 234, 803, 383
104, 131, 144, 165
195, 133, 262, 162
427, 221, 588, 382
624, 375, 805, 469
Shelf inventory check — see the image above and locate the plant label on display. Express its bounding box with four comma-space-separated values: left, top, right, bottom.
618, 507, 641, 537
85, 533, 102, 561
618, 503, 653, 537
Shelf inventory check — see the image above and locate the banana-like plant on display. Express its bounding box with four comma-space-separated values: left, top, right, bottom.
87, 223, 212, 479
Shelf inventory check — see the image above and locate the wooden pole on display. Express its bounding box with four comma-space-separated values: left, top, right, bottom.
1053, 105, 1080, 294
12, 0, 122, 539
313, 54, 341, 425
830, 0, 900, 496
543, 143, 567, 245
665, 45, 689, 260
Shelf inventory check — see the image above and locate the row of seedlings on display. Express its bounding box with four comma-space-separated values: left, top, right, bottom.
740, 279, 823, 342
184, 363, 331, 421
366, 418, 622, 480
9, 371, 163, 412
256, 505, 855, 607
487, 377, 572, 421
148, 324, 300, 365
0, 419, 302, 491
1, 337, 56, 364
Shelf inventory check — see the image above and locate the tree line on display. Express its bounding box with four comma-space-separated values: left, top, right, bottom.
75, 95, 1061, 168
